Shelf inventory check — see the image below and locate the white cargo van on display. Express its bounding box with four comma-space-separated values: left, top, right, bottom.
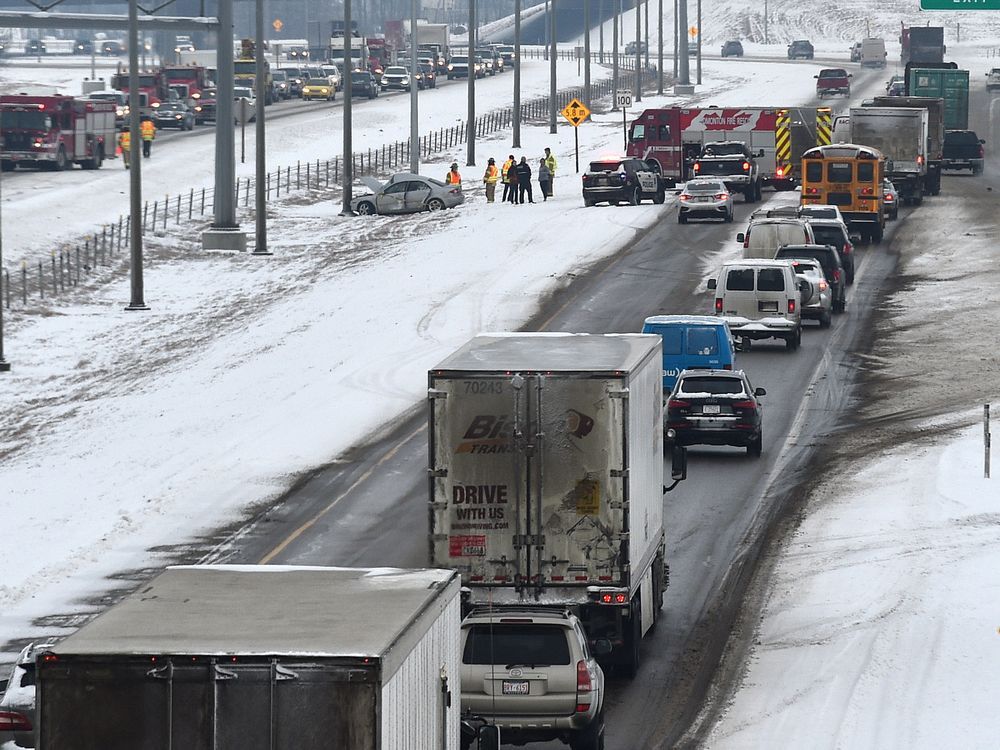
708, 259, 807, 350
736, 217, 815, 259
861, 38, 886, 68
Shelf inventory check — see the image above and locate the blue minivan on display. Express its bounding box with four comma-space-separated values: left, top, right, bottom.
641, 315, 737, 389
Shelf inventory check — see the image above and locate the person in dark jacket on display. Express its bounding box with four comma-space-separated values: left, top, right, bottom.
507, 155, 520, 203
537, 158, 551, 201
515, 156, 534, 203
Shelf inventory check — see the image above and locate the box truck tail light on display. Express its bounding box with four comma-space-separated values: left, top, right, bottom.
916, 155, 924, 166
550, 575, 565, 581
599, 592, 628, 603
715, 297, 724, 313
0, 711, 32, 732
787, 299, 796, 314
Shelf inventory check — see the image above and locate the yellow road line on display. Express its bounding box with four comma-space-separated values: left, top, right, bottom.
259, 421, 428, 564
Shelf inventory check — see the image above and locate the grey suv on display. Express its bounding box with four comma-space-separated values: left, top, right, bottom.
1, 642, 53, 748
460, 608, 607, 750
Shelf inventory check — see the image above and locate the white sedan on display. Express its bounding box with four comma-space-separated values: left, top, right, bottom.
678, 178, 734, 223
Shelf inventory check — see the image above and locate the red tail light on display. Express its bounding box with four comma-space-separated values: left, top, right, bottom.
843, 242, 853, 256
787, 299, 796, 314
715, 297, 724, 313
715, 193, 728, 200
582, 174, 590, 181
723, 363, 732, 370
742, 161, 750, 171
668, 399, 690, 409
833, 269, 841, 283
731, 400, 757, 410
693, 163, 701, 173
0, 711, 32, 732
979, 145, 985, 158
775, 166, 784, 177
576, 660, 593, 695
884, 193, 894, 202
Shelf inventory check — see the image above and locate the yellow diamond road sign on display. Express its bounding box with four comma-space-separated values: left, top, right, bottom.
561, 98, 590, 127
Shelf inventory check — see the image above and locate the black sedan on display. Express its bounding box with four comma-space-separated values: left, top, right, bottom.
152, 101, 195, 130
666, 369, 766, 457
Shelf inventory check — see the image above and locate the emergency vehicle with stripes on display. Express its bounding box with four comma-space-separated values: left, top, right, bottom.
625, 106, 833, 189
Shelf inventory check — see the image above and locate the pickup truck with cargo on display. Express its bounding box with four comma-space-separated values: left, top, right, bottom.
36, 565, 463, 750
692, 141, 763, 202
428, 333, 686, 677
867, 96, 944, 195
849, 106, 929, 204
942, 129, 985, 174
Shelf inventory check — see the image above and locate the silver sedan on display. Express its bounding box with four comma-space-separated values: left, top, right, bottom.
351, 173, 464, 216
789, 258, 832, 328
678, 178, 734, 223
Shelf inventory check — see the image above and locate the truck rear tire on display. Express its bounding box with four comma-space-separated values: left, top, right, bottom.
623, 602, 642, 678
570, 712, 606, 750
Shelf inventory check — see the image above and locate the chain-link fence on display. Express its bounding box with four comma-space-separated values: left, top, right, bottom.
1, 65, 658, 311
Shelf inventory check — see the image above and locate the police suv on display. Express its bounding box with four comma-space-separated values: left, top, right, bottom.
582, 157, 666, 207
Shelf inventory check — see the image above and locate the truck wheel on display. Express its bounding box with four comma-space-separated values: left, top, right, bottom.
747, 433, 763, 457
785, 328, 801, 350
819, 309, 832, 328
623, 607, 642, 678
628, 187, 640, 206
744, 186, 754, 203
0, 160, 14, 172
653, 188, 665, 204
570, 712, 605, 750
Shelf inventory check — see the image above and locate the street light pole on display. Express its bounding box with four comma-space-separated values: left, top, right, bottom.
125, 0, 148, 311
0, 110, 8, 372
657, 0, 663, 94
644, 0, 649, 70
611, 0, 619, 110
678, 0, 689, 85
549, 0, 557, 134
634, 0, 641, 102
466, 0, 476, 166
599, 0, 604, 63
583, 0, 591, 108
252, 0, 271, 255
409, 0, 419, 173
764, 0, 768, 45
673, 0, 678, 79
513, 0, 521, 147
696, 0, 701, 85
341, 0, 354, 215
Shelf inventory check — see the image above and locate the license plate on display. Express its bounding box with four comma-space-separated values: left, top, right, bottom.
502, 680, 530, 695
702, 404, 721, 414
759, 301, 778, 312
696, 196, 713, 202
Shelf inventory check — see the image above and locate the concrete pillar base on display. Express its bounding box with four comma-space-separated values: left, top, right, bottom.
673, 84, 696, 95
202, 228, 247, 252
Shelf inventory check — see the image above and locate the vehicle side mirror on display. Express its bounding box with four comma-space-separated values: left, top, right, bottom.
981, 139, 987, 144
813, 75, 819, 79
754, 386, 767, 397
849, 73, 854, 77
593, 638, 613, 656
707, 278, 717, 290
671, 444, 688, 482
736, 232, 745, 243
757, 149, 765, 157
478, 725, 501, 750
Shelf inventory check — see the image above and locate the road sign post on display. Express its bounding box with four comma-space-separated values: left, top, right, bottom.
615, 89, 632, 148
560, 98, 591, 173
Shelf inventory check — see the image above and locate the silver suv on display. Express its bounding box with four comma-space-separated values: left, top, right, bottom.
460, 608, 606, 750
1, 642, 53, 748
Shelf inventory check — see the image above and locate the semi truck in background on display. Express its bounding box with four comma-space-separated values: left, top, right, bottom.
36, 566, 463, 750
849, 106, 929, 204
867, 96, 945, 195
0, 95, 115, 171
428, 333, 687, 677
900, 25, 945, 65
907, 66, 969, 130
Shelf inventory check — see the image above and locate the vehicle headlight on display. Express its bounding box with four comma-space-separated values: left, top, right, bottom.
448, 64, 454, 70
152, 102, 160, 108
322, 88, 329, 93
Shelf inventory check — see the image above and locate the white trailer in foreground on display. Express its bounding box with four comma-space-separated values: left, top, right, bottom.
37, 565, 462, 750
428, 333, 671, 676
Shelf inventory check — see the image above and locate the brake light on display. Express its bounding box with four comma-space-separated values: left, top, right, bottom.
582, 174, 589, 181
916, 155, 924, 166
715, 297, 723, 313
668, 399, 690, 409
884, 193, 894, 202
818, 280, 828, 291
723, 363, 732, 370
833, 269, 841, 283
843, 242, 853, 256
805, 187, 819, 195
775, 166, 784, 177
576, 660, 592, 711
979, 145, 985, 158
861, 187, 873, 195
787, 299, 796, 314
693, 163, 701, 173
742, 161, 750, 171
731, 400, 757, 410
679, 193, 690, 201
0, 711, 32, 732
715, 193, 728, 200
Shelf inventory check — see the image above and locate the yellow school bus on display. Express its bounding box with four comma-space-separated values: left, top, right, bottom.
800, 143, 886, 243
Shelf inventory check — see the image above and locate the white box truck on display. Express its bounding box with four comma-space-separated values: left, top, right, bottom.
36, 565, 462, 750
428, 333, 672, 676
850, 106, 929, 203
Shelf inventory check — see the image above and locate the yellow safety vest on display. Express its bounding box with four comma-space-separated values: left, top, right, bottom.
501, 159, 514, 183
484, 165, 499, 184
140, 120, 155, 141
119, 131, 131, 150
446, 170, 462, 185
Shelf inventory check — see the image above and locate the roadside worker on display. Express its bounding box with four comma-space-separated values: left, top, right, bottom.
140, 116, 156, 158
507, 156, 520, 203
483, 158, 499, 202
501, 154, 515, 202
515, 156, 534, 204
445, 162, 462, 187
118, 128, 131, 169
543, 147, 557, 196
537, 158, 551, 201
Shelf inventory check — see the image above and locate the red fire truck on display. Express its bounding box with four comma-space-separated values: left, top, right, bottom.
159, 64, 211, 106
625, 106, 830, 189
111, 69, 165, 113
366, 37, 393, 78
0, 95, 116, 171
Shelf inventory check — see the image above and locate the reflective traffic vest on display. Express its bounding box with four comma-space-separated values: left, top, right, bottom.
484, 165, 499, 184
140, 120, 155, 141
446, 170, 462, 185
119, 131, 131, 150
501, 159, 514, 183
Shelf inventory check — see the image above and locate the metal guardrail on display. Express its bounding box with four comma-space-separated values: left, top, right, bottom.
1, 65, 656, 312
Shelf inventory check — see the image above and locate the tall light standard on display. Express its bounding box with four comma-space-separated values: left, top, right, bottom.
466, 0, 476, 167
513, 0, 521, 147
611, 0, 619, 110
548, 0, 557, 134
584, 0, 592, 108
657, 0, 663, 94
644, 0, 649, 70
125, 0, 148, 311
634, 0, 641, 102
409, 0, 419, 173
252, 0, 271, 255
341, 0, 354, 215
764, 0, 769, 44
0, 110, 8, 372
677, 0, 689, 85
599, 0, 604, 63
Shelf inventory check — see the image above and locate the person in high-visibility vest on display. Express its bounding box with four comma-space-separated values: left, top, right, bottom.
501, 155, 515, 202
483, 158, 499, 203
445, 162, 462, 188
140, 117, 156, 158
543, 147, 557, 196
118, 129, 131, 169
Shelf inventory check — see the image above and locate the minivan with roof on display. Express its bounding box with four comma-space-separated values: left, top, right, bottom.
737, 217, 815, 259
642, 315, 737, 390
708, 259, 808, 349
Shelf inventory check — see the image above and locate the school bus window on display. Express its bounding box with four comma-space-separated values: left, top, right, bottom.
630, 124, 645, 142
857, 162, 874, 181
828, 162, 852, 182
805, 162, 823, 182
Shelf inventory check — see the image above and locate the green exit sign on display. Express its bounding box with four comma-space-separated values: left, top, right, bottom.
921, 0, 1000, 8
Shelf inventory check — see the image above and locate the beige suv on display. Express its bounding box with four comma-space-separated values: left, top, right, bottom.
460, 608, 607, 750
708, 259, 807, 350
